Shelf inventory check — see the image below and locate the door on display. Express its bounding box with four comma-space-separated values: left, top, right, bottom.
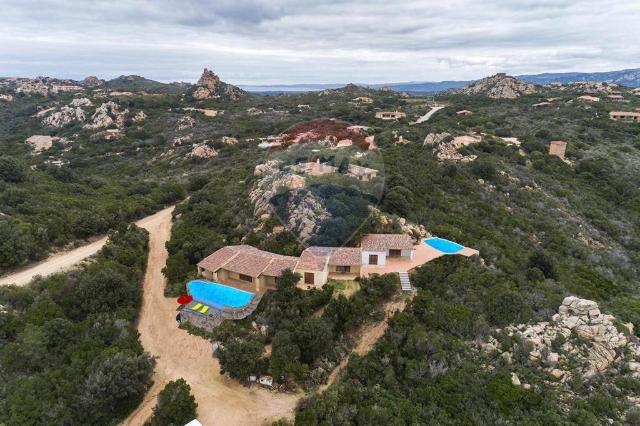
304, 272, 314, 285
368, 254, 378, 265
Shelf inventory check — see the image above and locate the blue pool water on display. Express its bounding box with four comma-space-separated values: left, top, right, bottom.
188, 280, 254, 309
424, 237, 465, 254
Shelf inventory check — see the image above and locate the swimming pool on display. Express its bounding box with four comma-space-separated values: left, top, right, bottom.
424, 237, 465, 254
187, 280, 254, 309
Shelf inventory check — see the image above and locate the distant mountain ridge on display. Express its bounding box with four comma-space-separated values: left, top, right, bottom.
240, 67, 640, 93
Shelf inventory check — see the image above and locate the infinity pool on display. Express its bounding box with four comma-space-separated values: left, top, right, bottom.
424, 237, 465, 254
187, 280, 254, 309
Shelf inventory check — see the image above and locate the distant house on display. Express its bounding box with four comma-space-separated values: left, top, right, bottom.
609, 111, 640, 122
51, 84, 83, 93
346, 164, 378, 181
577, 95, 600, 103
456, 110, 473, 116
607, 94, 625, 102
548, 140, 567, 159
291, 160, 337, 176
353, 96, 373, 104
197, 245, 299, 292
375, 111, 406, 120
297, 104, 311, 109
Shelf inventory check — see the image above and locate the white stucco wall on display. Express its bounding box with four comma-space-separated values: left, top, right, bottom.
361, 250, 386, 266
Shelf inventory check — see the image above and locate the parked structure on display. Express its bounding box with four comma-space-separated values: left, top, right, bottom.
577, 95, 600, 103
548, 140, 567, 159
375, 110, 406, 120
610, 111, 640, 122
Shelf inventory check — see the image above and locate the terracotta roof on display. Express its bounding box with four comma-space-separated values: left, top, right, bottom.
329, 247, 361, 265
198, 245, 298, 278
223, 251, 273, 278
197, 246, 243, 273
297, 247, 332, 271
262, 255, 299, 277
361, 234, 414, 251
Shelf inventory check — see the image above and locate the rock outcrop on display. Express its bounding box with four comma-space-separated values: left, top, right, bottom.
132, 110, 146, 123
70, 97, 93, 107
177, 116, 196, 130
284, 189, 331, 241
480, 296, 639, 381
192, 68, 243, 100
84, 101, 129, 129
429, 134, 481, 163
188, 143, 218, 159
370, 207, 430, 240
42, 106, 86, 128
0, 94, 13, 102
16, 78, 49, 96
461, 73, 536, 99
222, 136, 238, 145
82, 76, 104, 87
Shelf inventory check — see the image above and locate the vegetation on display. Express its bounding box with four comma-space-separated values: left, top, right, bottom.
146, 379, 198, 426
0, 225, 153, 425
215, 270, 397, 388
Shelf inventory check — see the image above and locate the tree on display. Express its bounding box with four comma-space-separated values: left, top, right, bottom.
217, 336, 264, 380
269, 331, 305, 383
527, 251, 557, 280
0, 156, 27, 183
146, 379, 198, 426
78, 352, 155, 424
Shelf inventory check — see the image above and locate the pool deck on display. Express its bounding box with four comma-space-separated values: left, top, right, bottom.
361, 242, 479, 276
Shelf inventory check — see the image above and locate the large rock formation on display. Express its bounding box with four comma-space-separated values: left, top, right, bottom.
428, 133, 481, 163
82, 76, 105, 87
188, 143, 218, 159
84, 101, 129, 129
191, 68, 243, 100
69, 97, 93, 107
461, 73, 536, 99
16, 78, 49, 96
284, 190, 331, 241
480, 296, 640, 382
42, 106, 86, 128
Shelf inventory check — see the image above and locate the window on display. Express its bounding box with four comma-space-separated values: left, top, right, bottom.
368, 254, 378, 265
389, 249, 402, 257
239, 274, 253, 282
336, 265, 351, 273
304, 272, 314, 284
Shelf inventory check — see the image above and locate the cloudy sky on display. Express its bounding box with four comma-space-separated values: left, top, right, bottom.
1, 0, 639, 84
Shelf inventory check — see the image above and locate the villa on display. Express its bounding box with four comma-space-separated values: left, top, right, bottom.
353, 96, 373, 104
577, 95, 600, 103
291, 160, 337, 176
346, 164, 378, 181
375, 111, 406, 120
610, 111, 640, 122
180, 234, 479, 330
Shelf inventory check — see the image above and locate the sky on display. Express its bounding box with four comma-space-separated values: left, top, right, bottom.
1, 0, 639, 85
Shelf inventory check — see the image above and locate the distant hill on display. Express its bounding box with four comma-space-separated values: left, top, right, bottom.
104, 75, 187, 94
518, 68, 640, 87
241, 67, 640, 93
459, 73, 536, 99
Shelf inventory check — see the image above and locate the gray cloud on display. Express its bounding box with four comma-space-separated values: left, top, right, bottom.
0, 0, 638, 83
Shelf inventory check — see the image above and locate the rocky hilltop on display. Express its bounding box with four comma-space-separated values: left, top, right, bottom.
460, 73, 536, 99
192, 68, 244, 100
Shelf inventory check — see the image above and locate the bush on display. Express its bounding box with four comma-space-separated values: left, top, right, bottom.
146, 379, 198, 426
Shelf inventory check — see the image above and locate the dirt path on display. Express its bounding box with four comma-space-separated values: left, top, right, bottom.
413, 105, 445, 124
319, 295, 412, 392
0, 206, 177, 287
121, 206, 300, 426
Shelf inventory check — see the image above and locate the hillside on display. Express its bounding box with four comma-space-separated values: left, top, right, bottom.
104, 75, 187, 94
519, 68, 640, 87
1, 69, 640, 425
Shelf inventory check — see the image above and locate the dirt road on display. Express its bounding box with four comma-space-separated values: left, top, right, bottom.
121, 206, 300, 426
413, 105, 445, 124
0, 206, 177, 287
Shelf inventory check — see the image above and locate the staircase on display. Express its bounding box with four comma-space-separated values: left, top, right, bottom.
398, 271, 412, 291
